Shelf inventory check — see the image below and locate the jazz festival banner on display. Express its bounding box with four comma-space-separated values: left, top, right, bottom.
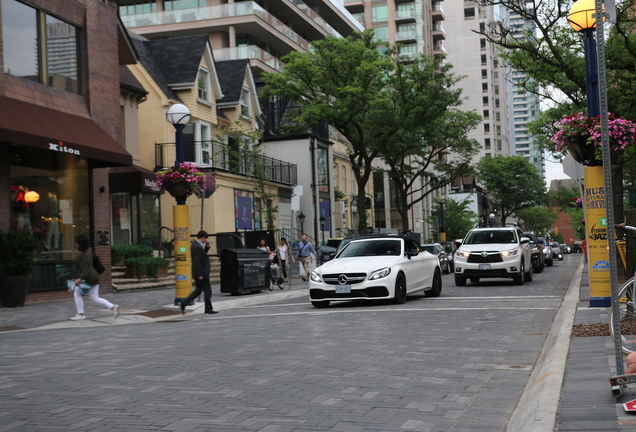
584, 166, 611, 307
173, 205, 192, 302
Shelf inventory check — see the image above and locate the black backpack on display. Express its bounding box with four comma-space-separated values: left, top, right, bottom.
93, 255, 105, 275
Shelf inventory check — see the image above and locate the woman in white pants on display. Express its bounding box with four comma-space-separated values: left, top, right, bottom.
70, 234, 119, 321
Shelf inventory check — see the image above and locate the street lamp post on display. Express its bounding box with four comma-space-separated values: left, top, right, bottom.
568, 0, 625, 380
438, 200, 446, 242
319, 215, 326, 245
165, 104, 192, 306
298, 212, 305, 236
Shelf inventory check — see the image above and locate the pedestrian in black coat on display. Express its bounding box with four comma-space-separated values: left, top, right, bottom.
180, 230, 217, 314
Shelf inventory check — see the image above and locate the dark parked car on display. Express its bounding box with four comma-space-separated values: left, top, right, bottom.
523, 232, 545, 273
421, 243, 451, 274
538, 237, 553, 266
440, 241, 457, 272
571, 243, 583, 253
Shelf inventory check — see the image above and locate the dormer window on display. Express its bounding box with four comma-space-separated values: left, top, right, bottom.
197, 68, 209, 101
240, 88, 250, 117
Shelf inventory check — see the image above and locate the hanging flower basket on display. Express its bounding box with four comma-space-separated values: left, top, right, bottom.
155, 162, 206, 201
166, 183, 190, 200
551, 112, 636, 166
564, 136, 601, 167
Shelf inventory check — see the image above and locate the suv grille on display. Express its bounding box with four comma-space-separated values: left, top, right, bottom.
467, 252, 503, 264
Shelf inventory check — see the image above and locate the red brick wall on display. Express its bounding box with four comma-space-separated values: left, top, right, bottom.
1, 0, 124, 295
92, 168, 112, 293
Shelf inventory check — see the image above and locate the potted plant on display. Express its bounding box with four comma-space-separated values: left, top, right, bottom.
155, 162, 206, 201
112, 244, 153, 266
0, 230, 39, 307
550, 112, 636, 166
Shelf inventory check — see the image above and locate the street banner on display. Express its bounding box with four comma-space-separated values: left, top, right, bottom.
173, 205, 191, 303
584, 166, 611, 307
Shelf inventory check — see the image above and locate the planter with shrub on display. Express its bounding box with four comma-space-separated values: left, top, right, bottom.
0, 230, 39, 307
124, 256, 170, 279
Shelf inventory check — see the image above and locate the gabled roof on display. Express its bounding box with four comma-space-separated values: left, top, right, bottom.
216, 59, 262, 116
216, 59, 249, 104
144, 35, 209, 87
128, 32, 222, 102
120, 65, 147, 96
129, 31, 180, 102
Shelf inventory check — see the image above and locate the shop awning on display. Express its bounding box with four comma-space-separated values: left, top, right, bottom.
0, 96, 132, 167
109, 165, 162, 194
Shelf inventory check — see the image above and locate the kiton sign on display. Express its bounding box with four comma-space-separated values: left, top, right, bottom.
49, 141, 80, 155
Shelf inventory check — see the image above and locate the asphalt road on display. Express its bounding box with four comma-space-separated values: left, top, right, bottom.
0, 255, 580, 432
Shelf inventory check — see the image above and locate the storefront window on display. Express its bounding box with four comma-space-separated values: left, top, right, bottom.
139, 193, 160, 249
9, 145, 91, 292
111, 193, 131, 245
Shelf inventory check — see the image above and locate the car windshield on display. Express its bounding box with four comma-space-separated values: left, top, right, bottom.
464, 230, 517, 244
421, 246, 438, 254
338, 240, 402, 258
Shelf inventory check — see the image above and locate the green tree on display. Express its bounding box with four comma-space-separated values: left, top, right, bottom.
443, 197, 479, 241
377, 54, 481, 232
516, 207, 558, 233
478, 0, 636, 220
263, 31, 481, 233
262, 31, 393, 233
475, 156, 546, 225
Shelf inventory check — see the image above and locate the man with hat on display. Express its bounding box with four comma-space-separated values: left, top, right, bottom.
180, 230, 218, 314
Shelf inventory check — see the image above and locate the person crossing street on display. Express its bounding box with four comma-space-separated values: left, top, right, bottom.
296, 234, 317, 282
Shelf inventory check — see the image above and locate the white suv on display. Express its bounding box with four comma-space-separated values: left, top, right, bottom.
454, 226, 533, 286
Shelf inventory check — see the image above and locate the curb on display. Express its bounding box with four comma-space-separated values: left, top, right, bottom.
20, 287, 309, 331
505, 260, 584, 431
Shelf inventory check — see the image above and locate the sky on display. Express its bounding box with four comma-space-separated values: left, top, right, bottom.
545, 159, 569, 188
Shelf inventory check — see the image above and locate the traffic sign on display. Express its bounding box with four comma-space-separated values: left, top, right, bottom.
623, 398, 636, 412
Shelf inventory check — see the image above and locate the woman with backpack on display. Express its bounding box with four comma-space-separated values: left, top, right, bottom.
70, 234, 119, 321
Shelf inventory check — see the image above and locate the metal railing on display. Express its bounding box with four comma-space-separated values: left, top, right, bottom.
121, 2, 310, 51
155, 140, 297, 186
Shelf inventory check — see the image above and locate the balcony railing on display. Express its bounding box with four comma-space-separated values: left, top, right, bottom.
396, 30, 417, 41
121, 2, 309, 51
394, 9, 416, 21
155, 141, 297, 186
287, 0, 342, 38
213, 46, 285, 72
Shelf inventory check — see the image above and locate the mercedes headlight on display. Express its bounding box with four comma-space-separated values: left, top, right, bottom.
369, 267, 391, 280
310, 271, 323, 282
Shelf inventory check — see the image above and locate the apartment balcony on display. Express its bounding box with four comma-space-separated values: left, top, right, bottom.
432, 2, 445, 21
395, 30, 418, 43
155, 141, 297, 186
350, 12, 365, 25
394, 9, 416, 22
121, 2, 310, 52
432, 22, 446, 41
214, 46, 284, 74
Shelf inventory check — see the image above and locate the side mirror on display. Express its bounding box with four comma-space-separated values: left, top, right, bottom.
406, 249, 419, 260
520, 237, 530, 244
453, 239, 462, 248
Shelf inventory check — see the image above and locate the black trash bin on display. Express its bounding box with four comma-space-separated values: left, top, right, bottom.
220, 249, 270, 294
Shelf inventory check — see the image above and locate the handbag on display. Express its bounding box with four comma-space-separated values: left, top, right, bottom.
67, 279, 92, 295
93, 255, 105, 275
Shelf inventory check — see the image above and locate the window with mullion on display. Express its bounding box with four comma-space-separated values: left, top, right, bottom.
2, 0, 83, 95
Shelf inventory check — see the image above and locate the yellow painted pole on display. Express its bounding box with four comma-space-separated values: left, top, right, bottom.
173, 205, 191, 304
584, 166, 611, 307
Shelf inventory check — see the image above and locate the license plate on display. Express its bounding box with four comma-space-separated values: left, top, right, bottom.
479, 264, 491, 270
335, 285, 351, 293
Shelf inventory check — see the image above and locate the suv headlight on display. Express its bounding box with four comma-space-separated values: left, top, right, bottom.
369, 267, 391, 280
501, 248, 519, 257
310, 271, 323, 282
543, 248, 550, 254
456, 250, 470, 258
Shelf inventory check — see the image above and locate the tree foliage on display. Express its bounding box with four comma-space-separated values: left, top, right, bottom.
475, 156, 546, 224
443, 197, 480, 241
262, 30, 481, 233
378, 55, 481, 232
516, 206, 557, 233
